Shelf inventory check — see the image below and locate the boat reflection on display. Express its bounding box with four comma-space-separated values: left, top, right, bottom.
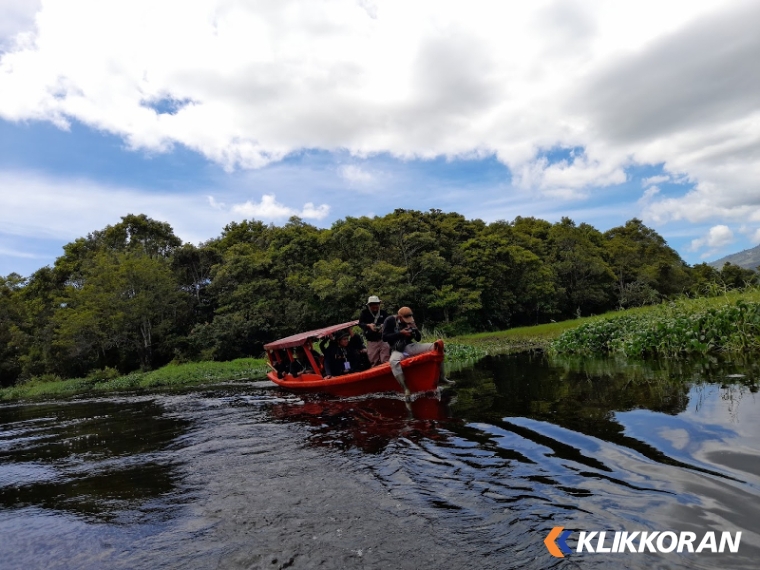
268, 394, 453, 453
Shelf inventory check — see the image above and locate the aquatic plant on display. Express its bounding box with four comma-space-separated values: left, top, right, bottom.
443, 342, 487, 362
550, 298, 760, 358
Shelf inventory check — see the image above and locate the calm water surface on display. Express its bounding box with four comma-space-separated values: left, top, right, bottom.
1, 353, 759, 569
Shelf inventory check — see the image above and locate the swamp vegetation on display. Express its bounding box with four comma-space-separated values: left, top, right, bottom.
1, 210, 758, 390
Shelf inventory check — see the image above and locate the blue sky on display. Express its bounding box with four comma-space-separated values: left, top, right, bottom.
2, 0, 759, 277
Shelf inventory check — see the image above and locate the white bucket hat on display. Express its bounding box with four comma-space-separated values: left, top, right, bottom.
367, 295, 382, 304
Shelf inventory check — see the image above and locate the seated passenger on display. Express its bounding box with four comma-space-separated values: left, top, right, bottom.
383, 306, 448, 397
272, 349, 290, 379
290, 346, 317, 377
347, 328, 370, 372
320, 331, 353, 378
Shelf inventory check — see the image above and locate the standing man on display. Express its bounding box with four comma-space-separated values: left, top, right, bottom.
358, 295, 390, 366
382, 306, 447, 398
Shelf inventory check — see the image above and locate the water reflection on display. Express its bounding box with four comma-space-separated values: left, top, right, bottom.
0, 398, 188, 521
450, 352, 760, 482
0, 355, 759, 569
268, 394, 451, 453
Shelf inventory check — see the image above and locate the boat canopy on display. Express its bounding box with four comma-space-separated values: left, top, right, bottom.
264, 320, 360, 351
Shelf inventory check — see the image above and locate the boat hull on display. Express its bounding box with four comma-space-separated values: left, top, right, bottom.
269, 340, 444, 397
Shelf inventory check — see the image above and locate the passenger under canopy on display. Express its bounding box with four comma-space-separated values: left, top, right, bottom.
264, 320, 359, 350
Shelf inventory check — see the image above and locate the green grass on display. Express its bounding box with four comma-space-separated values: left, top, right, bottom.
0, 358, 269, 402
450, 319, 589, 354
551, 289, 760, 358
452, 289, 760, 356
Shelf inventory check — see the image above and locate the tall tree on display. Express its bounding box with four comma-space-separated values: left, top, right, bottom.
547, 218, 616, 317
54, 251, 187, 372
0, 274, 25, 386
604, 218, 691, 306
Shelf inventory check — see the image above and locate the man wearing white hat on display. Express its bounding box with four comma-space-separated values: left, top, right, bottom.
358, 295, 390, 366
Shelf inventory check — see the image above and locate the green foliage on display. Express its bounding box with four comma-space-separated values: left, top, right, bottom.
5, 209, 758, 387
0, 358, 268, 401
53, 250, 189, 372
443, 342, 487, 362
551, 296, 760, 358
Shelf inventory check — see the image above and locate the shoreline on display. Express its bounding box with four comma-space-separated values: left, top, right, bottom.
6, 290, 759, 403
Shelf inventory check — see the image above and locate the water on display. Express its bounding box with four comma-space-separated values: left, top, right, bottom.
1, 353, 759, 569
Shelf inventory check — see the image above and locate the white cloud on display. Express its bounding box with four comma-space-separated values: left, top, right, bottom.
338, 164, 375, 186
0, 0, 41, 48
0, 0, 758, 222
689, 224, 734, 253
0, 169, 236, 247
230, 194, 329, 221
207, 195, 226, 210
0, 247, 42, 259
642, 175, 670, 187
640, 186, 661, 203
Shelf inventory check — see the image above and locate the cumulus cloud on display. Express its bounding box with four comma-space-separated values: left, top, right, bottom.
0, 0, 757, 218
0, 0, 41, 49
689, 224, 734, 254
230, 194, 329, 221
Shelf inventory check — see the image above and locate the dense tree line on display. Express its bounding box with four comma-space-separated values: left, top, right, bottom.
0, 211, 756, 386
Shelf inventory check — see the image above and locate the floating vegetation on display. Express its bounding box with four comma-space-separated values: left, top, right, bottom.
551, 298, 760, 358
443, 342, 487, 362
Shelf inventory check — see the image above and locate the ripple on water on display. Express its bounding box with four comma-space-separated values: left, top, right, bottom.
0, 354, 759, 569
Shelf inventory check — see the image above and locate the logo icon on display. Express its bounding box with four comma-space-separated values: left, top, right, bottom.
544, 526, 573, 558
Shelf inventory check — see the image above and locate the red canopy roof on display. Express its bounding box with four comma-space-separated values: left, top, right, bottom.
264, 320, 360, 350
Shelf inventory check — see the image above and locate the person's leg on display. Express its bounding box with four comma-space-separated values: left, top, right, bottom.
403, 342, 434, 356
389, 349, 410, 396
403, 343, 449, 383
379, 342, 391, 364
367, 341, 382, 366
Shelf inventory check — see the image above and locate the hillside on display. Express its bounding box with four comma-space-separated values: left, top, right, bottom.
709, 244, 760, 270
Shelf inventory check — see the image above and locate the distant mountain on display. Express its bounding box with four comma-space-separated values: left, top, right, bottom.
708, 244, 760, 270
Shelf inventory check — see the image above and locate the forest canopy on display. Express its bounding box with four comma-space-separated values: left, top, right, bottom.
0, 210, 755, 386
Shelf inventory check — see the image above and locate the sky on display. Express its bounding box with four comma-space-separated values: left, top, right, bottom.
1, 0, 759, 277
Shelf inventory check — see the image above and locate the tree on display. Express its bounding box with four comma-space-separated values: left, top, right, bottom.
720, 262, 757, 290
54, 251, 187, 372
459, 232, 555, 328
547, 218, 616, 317
604, 219, 691, 306
0, 274, 25, 385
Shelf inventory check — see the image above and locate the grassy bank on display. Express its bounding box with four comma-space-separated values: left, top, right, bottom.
453, 319, 586, 353
0, 358, 269, 402
551, 290, 760, 358
6, 289, 760, 402
452, 289, 760, 357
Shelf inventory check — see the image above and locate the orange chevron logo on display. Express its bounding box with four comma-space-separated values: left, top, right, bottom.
545, 526, 572, 558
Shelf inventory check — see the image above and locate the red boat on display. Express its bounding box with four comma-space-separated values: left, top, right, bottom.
264, 320, 445, 397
